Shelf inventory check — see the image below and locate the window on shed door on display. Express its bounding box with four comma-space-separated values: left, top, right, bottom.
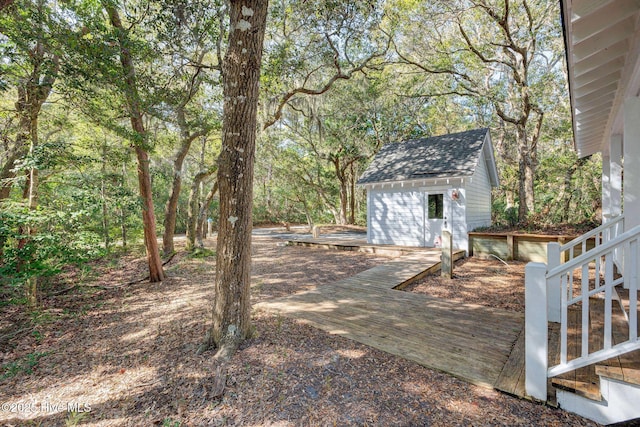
428, 194, 444, 219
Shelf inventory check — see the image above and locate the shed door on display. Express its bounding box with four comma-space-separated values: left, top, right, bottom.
370, 190, 424, 246
425, 193, 444, 247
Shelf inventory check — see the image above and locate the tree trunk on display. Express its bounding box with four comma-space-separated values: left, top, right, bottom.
186, 170, 215, 251
120, 162, 128, 248
196, 181, 218, 248
185, 178, 200, 252
332, 158, 348, 225
107, 5, 164, 282
0, 148, 23, 201
16, 51, 55, 308
24, 114, 39, 309
162, 134, 191, 256
162, 104, 206, 256
516, 124, 534, 222
348, 163, 356, 224
101, 143, 110, 250
134, 146, 164, 281
210, 0, 268, 358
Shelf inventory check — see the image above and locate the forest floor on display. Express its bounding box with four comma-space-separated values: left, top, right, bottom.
0, 233, 596, 426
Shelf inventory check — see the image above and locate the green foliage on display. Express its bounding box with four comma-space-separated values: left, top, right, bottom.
186, 247, 215, 258
162, 418, 181, 427
0, 202, 105, 303
1, 351, 49, 380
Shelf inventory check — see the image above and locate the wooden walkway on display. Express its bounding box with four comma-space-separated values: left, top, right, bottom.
256, 250, 526, 392
287, 237, 454, 257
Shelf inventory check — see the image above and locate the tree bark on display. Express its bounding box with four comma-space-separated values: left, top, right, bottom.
0, 147, 24, 201
120, 162, 128, 248
101, 142, 110, 250
162, 124, 194, 256
161, 75, 208, 256
196, 181, 218, 248
211, 0, 268, 358
349, 163, 356, 224
106, 5, 164, 282
12, 37, 59, 308
186, 169, 215, 251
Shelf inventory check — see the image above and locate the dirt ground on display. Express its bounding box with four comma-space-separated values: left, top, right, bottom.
404, 257, 527, 313
0, 235, 596, 426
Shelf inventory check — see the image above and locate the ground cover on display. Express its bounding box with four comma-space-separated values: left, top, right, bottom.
0, 235, 593, 426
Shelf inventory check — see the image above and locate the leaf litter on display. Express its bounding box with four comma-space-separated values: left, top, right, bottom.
0, 235, 596, 426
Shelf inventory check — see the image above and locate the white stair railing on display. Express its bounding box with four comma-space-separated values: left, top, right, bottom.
559, 215, 624, 263
525, 223, 640, 402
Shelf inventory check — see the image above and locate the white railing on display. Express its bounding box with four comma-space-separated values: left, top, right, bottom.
525, 223, 640, 401
559, 215, 624, 263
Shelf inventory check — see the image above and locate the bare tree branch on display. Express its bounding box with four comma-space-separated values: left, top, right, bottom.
262, 35, 390, 130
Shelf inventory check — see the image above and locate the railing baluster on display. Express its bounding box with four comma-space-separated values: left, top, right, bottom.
605, 253, 613, 350
595, 256, 600, 293
582, 263, 589, 357
569, 270, 574, 300
631, 239, 638, 341
561, 273, 568, 364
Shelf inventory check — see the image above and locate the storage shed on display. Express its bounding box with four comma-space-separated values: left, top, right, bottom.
357, 128, 499, 252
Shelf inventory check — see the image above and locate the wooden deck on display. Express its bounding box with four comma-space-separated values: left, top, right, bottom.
256, 250, 526, 392
287, 237, 452, 257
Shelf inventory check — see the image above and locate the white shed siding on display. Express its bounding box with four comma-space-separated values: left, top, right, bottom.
369, 189, 424, 246
449, 188, 468, 252
464, 150, 493, 232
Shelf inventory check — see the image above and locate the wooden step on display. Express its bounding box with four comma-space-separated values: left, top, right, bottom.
594, 286, 640, 386
551, 304, 601, 401
551, 289, 640, 401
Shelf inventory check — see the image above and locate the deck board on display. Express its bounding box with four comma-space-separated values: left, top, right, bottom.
256, 249, 524, 391
494, 325, 525, 396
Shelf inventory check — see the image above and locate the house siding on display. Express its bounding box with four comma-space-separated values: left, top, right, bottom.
464, 149, 493, 232
449, 188, 468, 252
368, 188, 425, 246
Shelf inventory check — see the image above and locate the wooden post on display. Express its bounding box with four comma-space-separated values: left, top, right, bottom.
525, 262, 548, 401
441, 230, 453, 279
507, 233, 515, 260
558, 237, 567, 263
547, 242, 561, 323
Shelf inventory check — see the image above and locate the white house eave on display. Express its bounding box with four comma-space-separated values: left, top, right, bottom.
357, 176, 470, 191
563, 0, 640, 158
483, 132, 500, 187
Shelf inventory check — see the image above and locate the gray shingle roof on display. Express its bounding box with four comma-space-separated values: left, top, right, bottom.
357, 128, 490, 185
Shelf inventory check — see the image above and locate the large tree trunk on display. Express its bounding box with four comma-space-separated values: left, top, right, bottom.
107, 5, 164, 282
211, 0, 268, 359
516, 116, 542, 222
